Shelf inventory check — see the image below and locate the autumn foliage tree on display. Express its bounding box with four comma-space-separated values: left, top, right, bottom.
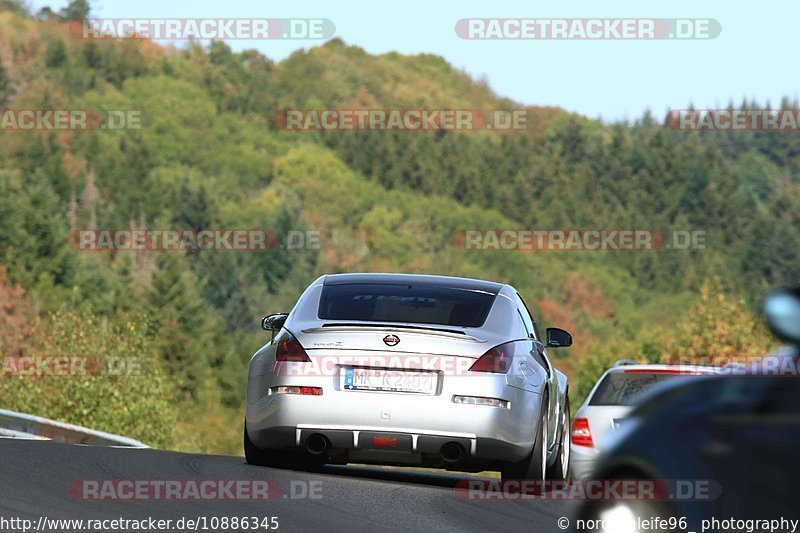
659, 279, 775, 365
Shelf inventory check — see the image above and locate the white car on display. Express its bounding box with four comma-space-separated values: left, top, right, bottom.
569, 361, 718, 480
245, 273, 573, 484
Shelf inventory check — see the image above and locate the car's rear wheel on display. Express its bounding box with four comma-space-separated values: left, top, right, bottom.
244, 423, 324, 470
501, 396, 548, 493
546, 395, 570, 481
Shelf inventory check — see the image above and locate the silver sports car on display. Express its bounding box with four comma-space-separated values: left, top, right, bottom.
245, 273, 572, 483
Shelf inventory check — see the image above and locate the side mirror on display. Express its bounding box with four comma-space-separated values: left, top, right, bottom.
545, 327, 573, 348
261, 313, 288, 339
764, 288, 800, 343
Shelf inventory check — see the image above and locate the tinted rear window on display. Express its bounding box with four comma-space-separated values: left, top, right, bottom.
590, 372, 693, 406
318, 283, 496, 327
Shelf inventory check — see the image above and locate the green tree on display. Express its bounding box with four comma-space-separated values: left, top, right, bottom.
36, 6, 58, 20
0, 171, 75, 287
0, 61, 10, 106
0, 0, 25, 14
145, 253, 213, 397
45, 40, 67, 68
59, 0, 90, 20
172, 178, 214, 230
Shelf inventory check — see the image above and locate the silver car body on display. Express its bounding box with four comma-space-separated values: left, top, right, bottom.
570, 362, 718, 479
246, 273, 569, 471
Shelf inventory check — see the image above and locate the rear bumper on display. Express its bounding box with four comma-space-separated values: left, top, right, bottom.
248, 424, 530, 466
569, 444, 601, 480
255, 424, 526, 459
246, 392, 536, 464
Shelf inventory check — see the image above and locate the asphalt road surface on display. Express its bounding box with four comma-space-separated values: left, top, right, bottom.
0, 439, 575, 532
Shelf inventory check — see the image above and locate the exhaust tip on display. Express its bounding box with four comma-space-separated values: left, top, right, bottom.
306, 434, 329, 455
441, 442, 465, 464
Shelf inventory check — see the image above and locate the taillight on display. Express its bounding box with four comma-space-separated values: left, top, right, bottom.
270, 386, 322, 396
469, 343, 512, 373
571, 417, 594, 447
276, 331, 311, 362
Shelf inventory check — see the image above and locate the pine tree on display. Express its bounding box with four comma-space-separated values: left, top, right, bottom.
0, 60, 10, 106
45, 40, 67, 69
146, 253, 211, 397
59, 0, 90, 21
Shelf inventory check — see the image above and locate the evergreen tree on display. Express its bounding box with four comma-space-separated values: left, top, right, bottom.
45, 40, 67, 68
59, 0, 90, 21
0, 61, 9, 106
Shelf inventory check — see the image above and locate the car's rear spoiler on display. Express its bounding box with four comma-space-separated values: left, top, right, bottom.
301, 323, 486, 342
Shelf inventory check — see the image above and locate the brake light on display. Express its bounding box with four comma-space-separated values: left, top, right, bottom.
571, 417, 593, 447
270, 386, 322, 396
469, 343, 512, 373
276, 331, 311, 362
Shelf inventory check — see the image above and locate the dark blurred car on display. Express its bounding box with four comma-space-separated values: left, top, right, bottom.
573, 287, 800, 533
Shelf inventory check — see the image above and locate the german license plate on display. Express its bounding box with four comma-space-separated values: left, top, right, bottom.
341, 367, 435, 394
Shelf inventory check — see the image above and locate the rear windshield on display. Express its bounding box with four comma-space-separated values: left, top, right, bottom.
317, 283, 496, 327
590, 372, 694, 406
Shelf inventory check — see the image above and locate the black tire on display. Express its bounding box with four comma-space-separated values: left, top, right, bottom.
501, 395, 548, 493
546, 394, 570, 481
